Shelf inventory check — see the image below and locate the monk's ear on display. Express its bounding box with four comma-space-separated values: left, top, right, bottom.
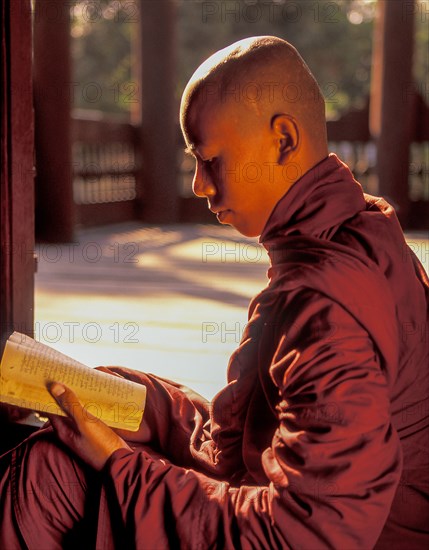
271, 115, 299, 164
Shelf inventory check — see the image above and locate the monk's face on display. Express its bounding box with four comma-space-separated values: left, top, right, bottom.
183, 97, 285, 237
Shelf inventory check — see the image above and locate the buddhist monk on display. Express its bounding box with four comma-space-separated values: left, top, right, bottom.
1, 36, 428, 549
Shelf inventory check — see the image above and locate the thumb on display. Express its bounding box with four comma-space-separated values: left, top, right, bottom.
48, 382, 85, 424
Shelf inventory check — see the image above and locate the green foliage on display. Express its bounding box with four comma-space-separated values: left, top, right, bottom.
70, 0, 428, 119
414, 0, 429, 90
177, 0, 375, 118
71, 0, 134, 115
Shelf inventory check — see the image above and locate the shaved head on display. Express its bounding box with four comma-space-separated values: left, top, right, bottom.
180, 36, 329, 237
180, 36, 326, 148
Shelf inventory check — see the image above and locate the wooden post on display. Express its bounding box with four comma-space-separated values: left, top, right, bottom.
370, 0, 415, 226
1, 0, 35, 348
33, 0, 74, 241
135, 0, 179, 222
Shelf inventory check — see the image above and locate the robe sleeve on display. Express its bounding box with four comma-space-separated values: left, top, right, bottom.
103, 367, 213, 469
100, 291, 402, 549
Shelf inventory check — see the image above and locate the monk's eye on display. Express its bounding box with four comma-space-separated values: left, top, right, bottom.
203, 157, 217, 168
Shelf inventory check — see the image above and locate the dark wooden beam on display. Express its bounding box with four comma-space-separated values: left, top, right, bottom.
327, 101, 370, 142
135, 0, 179, 223
33, 0, 74, 241
1, 0, 35, 349
370, 0, 415, 226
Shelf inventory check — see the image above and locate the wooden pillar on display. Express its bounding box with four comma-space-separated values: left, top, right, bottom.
370, 0, 415, 226
135, 0, 179, 222
33, 0, 74, 241
1, 0, 35, 348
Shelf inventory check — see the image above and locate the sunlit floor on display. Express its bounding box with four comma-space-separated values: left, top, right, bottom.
35, 223, 268, 400
35, 223, 429, 400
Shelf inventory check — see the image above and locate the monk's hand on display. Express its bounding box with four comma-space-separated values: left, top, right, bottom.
47, 382, 132, 471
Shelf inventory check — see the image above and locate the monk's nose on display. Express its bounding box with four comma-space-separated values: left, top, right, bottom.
192, 164, 216, 199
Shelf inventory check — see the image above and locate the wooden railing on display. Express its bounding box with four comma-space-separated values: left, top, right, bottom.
71, 110, 140, 226
325, 98, 429, 228
72, 102, 428, 229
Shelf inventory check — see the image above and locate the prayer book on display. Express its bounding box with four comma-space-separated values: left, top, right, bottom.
0, 332, 146, 431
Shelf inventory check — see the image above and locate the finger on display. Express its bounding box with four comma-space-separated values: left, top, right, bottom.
95, 366, 124, 378
47, 382, 87, 425
49, 413, 77, 440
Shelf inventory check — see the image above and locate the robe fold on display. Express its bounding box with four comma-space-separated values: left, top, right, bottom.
1, 153, 428, 549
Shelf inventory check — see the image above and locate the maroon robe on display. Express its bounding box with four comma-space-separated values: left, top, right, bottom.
1, 154, 428, 549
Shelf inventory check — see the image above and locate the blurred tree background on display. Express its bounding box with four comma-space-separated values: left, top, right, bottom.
70, 0, 428, 119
